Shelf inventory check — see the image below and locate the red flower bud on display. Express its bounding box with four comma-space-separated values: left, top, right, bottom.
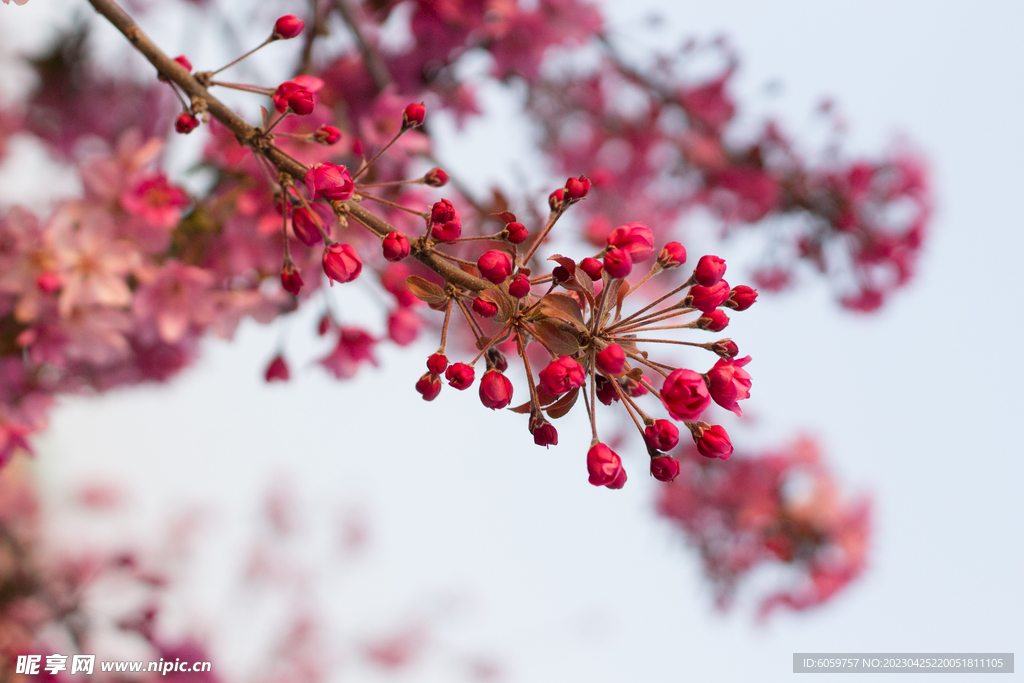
477, 250, 513, 283
595, 375, 619, 405
603, 247, 633, 279
658, 241, 687, 268
174, 112, 199, 134
552, 266, 570, 283
424, 167, 449, 187
415, 372, 441, 401
696, 309, 730, 332
706, 355, 752, 416
564, 175, 591, 200
532, 422, 558, 448
427, 353, 449, 375
292, 208, 323, 246
479, 370, 513, 409
644, 419, 679, 452
587, 442, 624, 488
313, 125, 342, 145
173, 55, 193, 72
693, 254, 726, 286
472, 296, 498, 318
579, 257, 603, 280
693, 423, 733, 459
548, 188, 564, 211
724, 285, 758, 311
264, 355, 290, 382
445, 362, 475, 390
322, 243, 362, 285
430, 199, 462, 241
649, 456, 681, 482
288, 88, 315, 115
273, 14, 305, 39
504, 222, 528, 244
596, 343, 626, 375
710, 338, 739, 359
382, 231, 411, 261
508, 273, 531, 298
661, 368, 711, 421
281, 262, 303, 295
607, 222, 654, 262
403, 102, 426, 128
538, 356, 586, 395
686, 279, 730, 313
305, 162, 354, 201
317, 314, 331, 336
273, 81, 301, 112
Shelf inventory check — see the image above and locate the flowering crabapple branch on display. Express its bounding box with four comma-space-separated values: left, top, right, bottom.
85, 0, 490, 296
79, 0, 761, 490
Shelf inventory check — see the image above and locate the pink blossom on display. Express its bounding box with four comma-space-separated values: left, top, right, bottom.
132, 261, 215, 343
319, 327, 378, 379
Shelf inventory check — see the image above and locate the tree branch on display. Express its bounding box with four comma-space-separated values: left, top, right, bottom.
84, 0, 490, 294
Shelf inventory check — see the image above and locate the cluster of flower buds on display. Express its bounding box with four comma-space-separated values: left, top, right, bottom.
382, 169, 760, 490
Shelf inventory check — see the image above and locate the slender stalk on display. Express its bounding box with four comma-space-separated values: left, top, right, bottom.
210, 37, 273, 76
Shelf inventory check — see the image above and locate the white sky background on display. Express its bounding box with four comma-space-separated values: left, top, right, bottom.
2, 0, 1023, 680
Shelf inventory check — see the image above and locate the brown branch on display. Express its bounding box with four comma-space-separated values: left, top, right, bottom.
84, 0, 490, 295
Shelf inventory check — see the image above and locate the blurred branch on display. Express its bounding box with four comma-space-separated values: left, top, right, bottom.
333, 0, 391, 92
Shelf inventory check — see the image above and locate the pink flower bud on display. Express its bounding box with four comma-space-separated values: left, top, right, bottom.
415, 372, 441, 401
649, 456, 681, 482
288, 89, 315, 115
35, 272, 61, 293
273, 14, 305, 39
532, 420, 558, 447
508, 273, 531, 298
388, 308, 422, 345
477, 250, 513, 284
305, 162, 354, 201
264, 355, 290, 382
273, 81, 301, 112
607, 222, 655, 262
595, 375, 619, 405
445, 362, 475, 390
430, 199, 462, 241
644, 419, 679, 451
706, 355, 752, 416
686, 279, 730, 313
504, 222, 528, 244
658, 241, 687, 268
427, 353, 449, 375
548, 188, 564, 211
596, 343, 626, 375
538, 356, 586, 395
693, 254, 726, 286
603, 247, 633, 279
587, 442, 624, 487
696, 309, 729, 332
292, 208, 323, 246
403, 102, 426, 128
322, 243, 362, 285
317, 315, 331, 336
661, 368, 711, 421
382, 231, 411, 261
424, 167, 449, 187
281, 262, 303, 295
174, 112, 199, 134
564, 175, 591, 200
472, 296, 498, 318
710, 339, 739, 359
579, 257, 603, 280
173, 55, 193, 72
693, 423, 733, 459
724, 285, 758, 311
314, 125, 342, 145
479, 370, 513, 409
